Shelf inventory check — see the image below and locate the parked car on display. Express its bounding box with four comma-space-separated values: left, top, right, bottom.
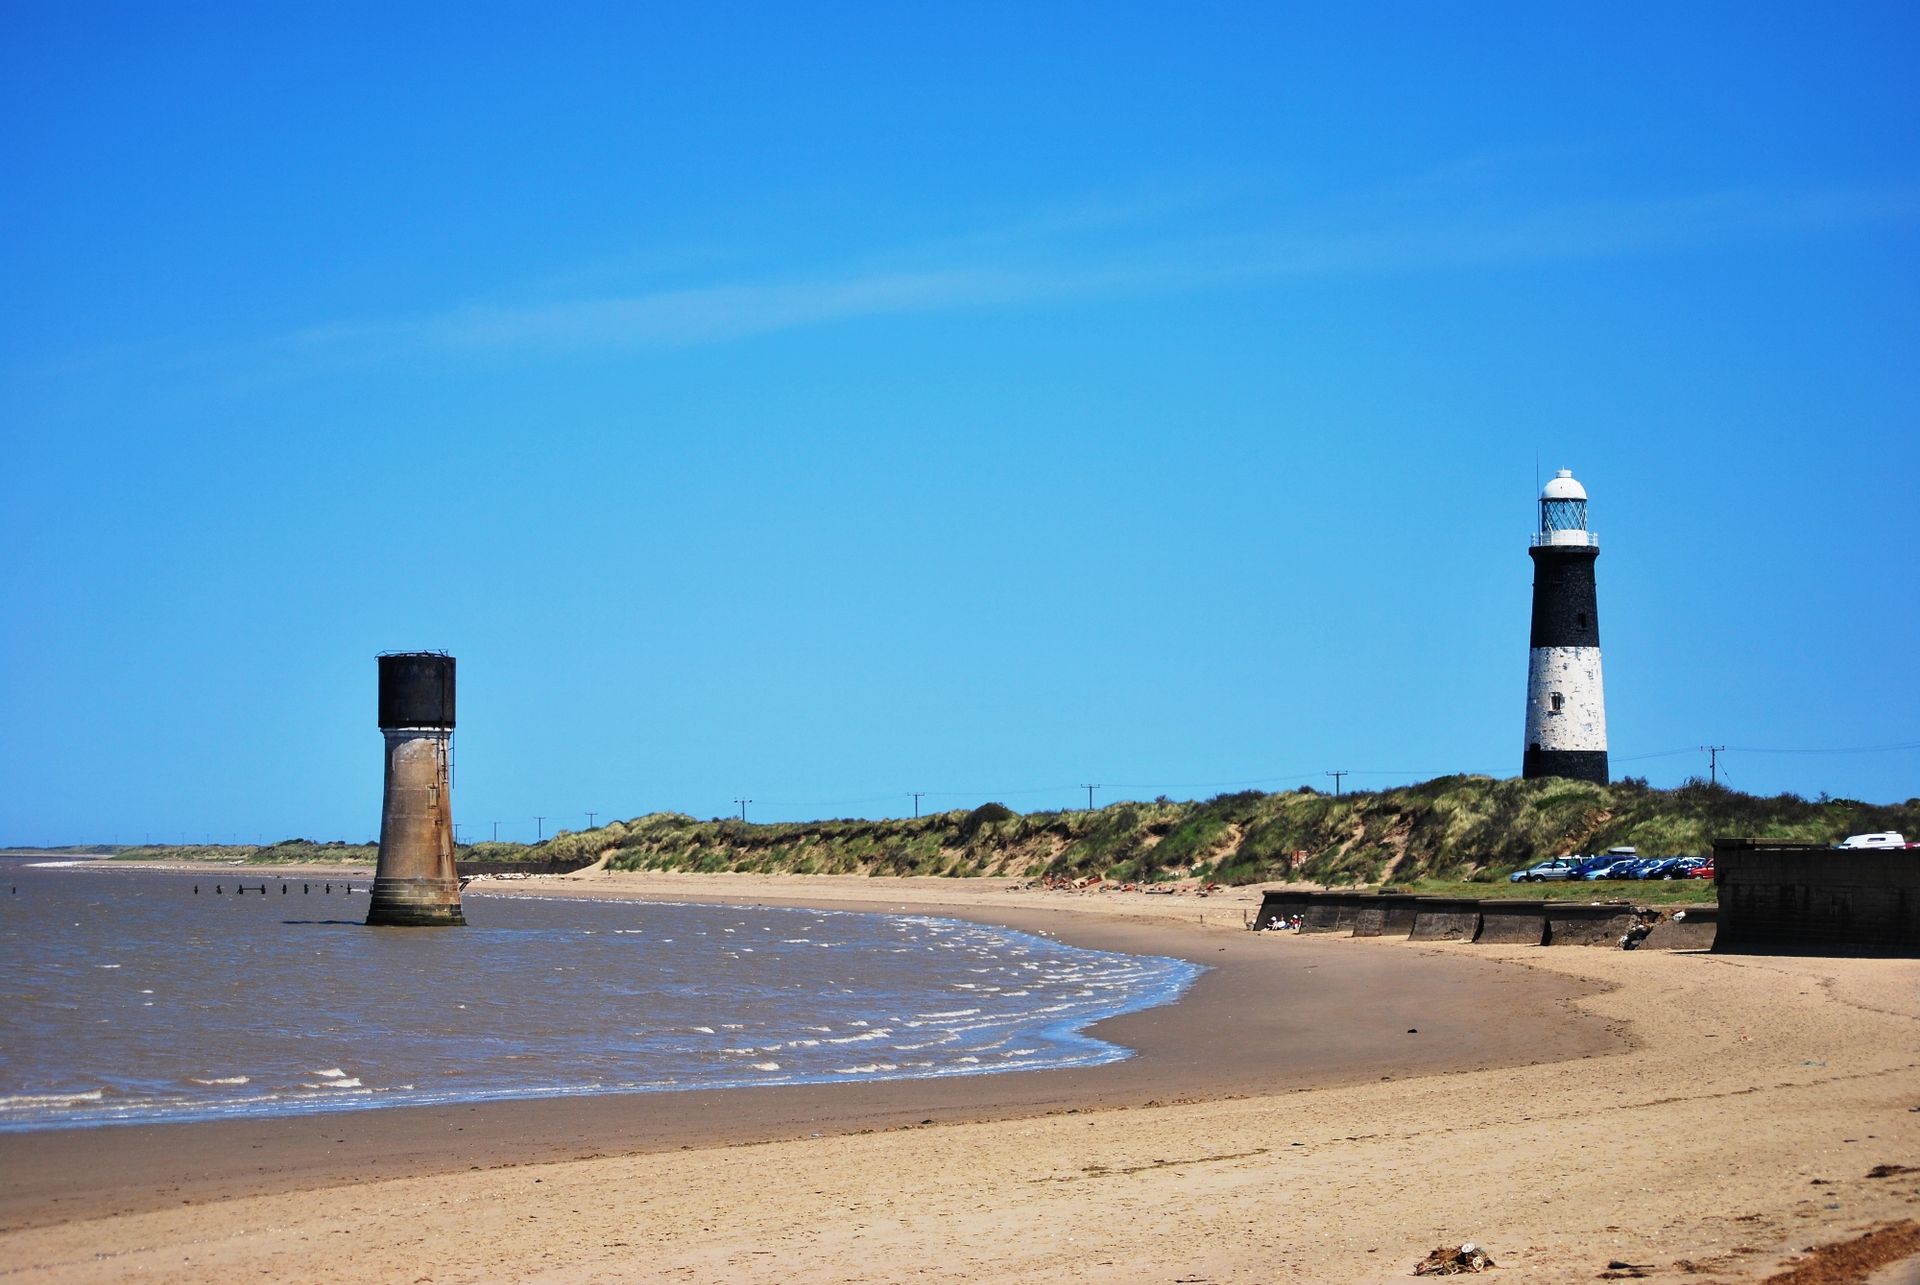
1686, 856, 1715, 879
1838, 832, 1908, 850
1510, 857, 1579, 883
1582, 857, 1643, 880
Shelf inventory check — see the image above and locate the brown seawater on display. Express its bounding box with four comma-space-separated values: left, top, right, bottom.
0, 862, 1200, 1130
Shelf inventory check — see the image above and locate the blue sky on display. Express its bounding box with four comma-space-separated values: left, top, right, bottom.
4, 3, 1916, 845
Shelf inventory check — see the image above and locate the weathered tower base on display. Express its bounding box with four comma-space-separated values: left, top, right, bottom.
368, 654, 464, 927
366, 879, 464, 925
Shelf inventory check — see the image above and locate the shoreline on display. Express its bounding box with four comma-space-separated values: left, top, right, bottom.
0, 872, 1616, 1224
3, 870, 1917, 1281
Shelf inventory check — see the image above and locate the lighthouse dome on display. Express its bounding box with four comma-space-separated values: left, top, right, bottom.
1540, 469, 1588, 501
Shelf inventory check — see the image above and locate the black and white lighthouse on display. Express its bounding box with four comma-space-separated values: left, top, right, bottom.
1522, 469, 1608, 784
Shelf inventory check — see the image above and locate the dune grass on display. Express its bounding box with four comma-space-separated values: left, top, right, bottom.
1393, 876, 1718, 905
94, 775, 1913, 888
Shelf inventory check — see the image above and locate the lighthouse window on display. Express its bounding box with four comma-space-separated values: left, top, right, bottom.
1550, 692, 1565, 713
1577, 612, 1588, 627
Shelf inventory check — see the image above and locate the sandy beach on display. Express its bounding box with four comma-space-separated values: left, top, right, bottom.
2, 870, 1916, 1283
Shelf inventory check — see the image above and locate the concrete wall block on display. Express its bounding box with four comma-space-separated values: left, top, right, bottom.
1409, 899, 1482, 941
1638, 919, 1717, 950
1253, 891, 1315, 930
1544, 904, 1638, 946
1301, 900, 1347, 932
1476, 903, 1548, 945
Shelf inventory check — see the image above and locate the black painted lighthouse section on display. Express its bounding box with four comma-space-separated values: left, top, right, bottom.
1523, 746, 1609, 783
1527, 546, 1601, 649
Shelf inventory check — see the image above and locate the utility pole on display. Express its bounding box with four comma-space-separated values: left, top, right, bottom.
586, 811, 597, 829
1700, 746, 1727, 786
734, 798, 752, 822
491, 820, 500, 842
1325, 770, 1349, 797
1081, 784, 1100, 811
535, 816, 545, 840
909, 792, 926, 819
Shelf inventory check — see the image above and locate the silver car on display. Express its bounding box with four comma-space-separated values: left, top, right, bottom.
1509, 857, 1578, 883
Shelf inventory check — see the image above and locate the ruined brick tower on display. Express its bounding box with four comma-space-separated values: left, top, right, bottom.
367, 652, 465, 926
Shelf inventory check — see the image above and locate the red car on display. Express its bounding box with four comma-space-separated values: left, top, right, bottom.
1686, 857, 1714, 879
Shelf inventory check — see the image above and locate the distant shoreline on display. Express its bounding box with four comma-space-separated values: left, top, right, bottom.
0, 850, 116, 859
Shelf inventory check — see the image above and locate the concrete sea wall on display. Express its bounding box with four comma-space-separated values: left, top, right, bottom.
1714, 841, 1919, 956
1255, 891, 1645, 947
1253, 843, 1920, 957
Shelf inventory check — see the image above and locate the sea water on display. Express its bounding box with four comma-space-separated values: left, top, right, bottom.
0, 863, 1201, 1131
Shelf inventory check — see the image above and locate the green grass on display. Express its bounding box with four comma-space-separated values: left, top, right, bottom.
1394, 877, 1718, 905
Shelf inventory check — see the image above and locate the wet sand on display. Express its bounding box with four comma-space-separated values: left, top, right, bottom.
3, 871, 1917, 1282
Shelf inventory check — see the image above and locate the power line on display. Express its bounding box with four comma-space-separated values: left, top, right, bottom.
1620, 739, 1920, 761
749, 791, 917, 809
1099, 771, 1322, 792
1724, 740, 1920, 755
921, 784, 1086, 799
652, 736, 1920, 825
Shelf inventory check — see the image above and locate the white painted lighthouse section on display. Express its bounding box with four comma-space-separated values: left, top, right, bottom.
1524, 646, 1608, 751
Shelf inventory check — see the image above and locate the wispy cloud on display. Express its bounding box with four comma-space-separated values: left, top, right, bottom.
385, 268, 1057, 350
50, 176, 1920, 385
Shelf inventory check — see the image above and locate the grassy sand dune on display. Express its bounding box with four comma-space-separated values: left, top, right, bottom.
534, 775, 1920, 886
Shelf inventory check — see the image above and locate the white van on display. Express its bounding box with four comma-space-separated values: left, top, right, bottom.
1837, 832, 1908, 850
